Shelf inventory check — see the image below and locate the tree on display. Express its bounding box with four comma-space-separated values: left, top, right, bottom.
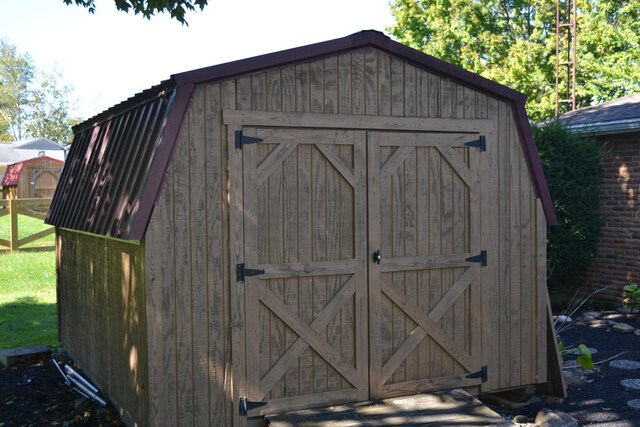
0, 39, 35, 141
63, 0, 208, 24
26, 69, 77, 144
389, 0, 640, 121
0, 39, 77, 144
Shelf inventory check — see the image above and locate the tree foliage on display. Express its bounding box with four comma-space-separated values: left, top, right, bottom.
0, 39, 76, 144
0, 39, 34, 141
389, 0, 640, 121
63, 0, 208, 24
534, 121, 601, 288
26, 69, 78, 144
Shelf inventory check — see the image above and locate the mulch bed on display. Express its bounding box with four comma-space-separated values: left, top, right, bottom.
0, 352, 124, 426
488, 310, 640, 426
1, 311, 639, 426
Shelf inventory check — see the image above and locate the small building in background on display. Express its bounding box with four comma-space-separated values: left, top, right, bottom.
1, 156, 64, 199
559, 93, 640, 303
0, 138, 67, 198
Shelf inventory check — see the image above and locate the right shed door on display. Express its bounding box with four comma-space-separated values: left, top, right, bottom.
366, 131, 485, 399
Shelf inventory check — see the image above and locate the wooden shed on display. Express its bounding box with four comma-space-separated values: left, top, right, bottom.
46, 31, 559, 427
2, 156, 64, 199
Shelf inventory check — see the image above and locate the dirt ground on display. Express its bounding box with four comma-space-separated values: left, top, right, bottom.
0, 352, 124, 426
1, 310, 639, 426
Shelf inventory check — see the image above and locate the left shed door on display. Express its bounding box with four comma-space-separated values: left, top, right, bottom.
238, 127, 370, 417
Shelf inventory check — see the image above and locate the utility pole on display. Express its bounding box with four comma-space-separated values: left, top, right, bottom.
555, 0, 577, 116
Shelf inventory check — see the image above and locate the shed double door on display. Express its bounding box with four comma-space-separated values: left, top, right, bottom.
235, 125, 484, 417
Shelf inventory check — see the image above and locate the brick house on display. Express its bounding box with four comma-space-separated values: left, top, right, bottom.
559, 93, 640, 303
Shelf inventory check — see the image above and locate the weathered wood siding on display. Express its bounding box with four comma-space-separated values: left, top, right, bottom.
17, 158, 62, 199
56, 229, 147, 425
144, 46, 547, 426
145, 83, 233, 426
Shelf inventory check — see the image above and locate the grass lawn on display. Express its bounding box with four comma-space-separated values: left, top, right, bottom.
0, 210, 57, 349
0, 209, 55, 249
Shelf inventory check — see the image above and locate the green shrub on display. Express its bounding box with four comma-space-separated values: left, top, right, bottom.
534, 120, 601, 288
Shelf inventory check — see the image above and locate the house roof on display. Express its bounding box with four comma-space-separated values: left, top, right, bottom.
1, 156, 64, 187
46, 30, 556, 240
558, 93, 640, 135
16, 137, 67, 151
0, 139, 66, 164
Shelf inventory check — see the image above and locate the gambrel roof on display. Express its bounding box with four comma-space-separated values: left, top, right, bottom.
46, 30, 556, 240
2, 156, 64, 187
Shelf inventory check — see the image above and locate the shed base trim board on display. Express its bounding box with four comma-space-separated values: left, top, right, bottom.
223, 110, 495, 134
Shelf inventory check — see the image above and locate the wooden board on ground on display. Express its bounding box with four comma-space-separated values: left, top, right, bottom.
0, 345, 51, 368
266, 388, 506, 426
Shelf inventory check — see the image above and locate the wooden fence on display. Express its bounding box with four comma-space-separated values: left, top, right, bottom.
0, 198, 54, 252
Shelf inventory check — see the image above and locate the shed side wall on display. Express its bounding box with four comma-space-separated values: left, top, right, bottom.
57, 229, 147, 425
145, 83, 233, 426
144, 46, 548, 425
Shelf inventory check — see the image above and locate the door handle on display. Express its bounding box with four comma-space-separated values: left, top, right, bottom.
373, 249, 381, 264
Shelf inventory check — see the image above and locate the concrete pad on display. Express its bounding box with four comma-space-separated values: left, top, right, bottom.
267, 389, 506, 426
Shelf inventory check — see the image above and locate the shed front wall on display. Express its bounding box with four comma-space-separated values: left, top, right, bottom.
144, 47, 547, 426
56, 229, 147, 426
16, 158, 62, 198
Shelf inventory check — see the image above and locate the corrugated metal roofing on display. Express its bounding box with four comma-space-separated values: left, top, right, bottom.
46, 83, 193, 239
46, 30, 557, 239
2, 162, 24, 187
2, 156, 64, 187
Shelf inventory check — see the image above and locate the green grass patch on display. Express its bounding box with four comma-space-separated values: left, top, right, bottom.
0, 251, 58, 349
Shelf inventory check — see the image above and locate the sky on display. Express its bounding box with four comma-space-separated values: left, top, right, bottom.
0, 0, 396, 120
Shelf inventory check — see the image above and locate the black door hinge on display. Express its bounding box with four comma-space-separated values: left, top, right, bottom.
466, 250, 487, 267
236, 263, 266, 282
466, 365, 488, 382
464, 135, 486, 152
239, 397, 268, 416
235, 130, 263, 149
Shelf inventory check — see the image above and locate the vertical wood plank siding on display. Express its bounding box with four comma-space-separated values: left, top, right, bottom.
41, 47, 547, 426
57, 229, 147, 425
143, 47, 546, 425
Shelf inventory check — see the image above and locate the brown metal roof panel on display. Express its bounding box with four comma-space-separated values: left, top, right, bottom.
1, 162, 25, 186
46, 85, 182, 240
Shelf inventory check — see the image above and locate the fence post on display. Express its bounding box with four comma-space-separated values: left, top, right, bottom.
9, 199, 18, 252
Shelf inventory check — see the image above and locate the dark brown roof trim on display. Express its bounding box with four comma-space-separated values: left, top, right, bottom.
177, 30, 527, 105
513, 103, 558, 225
129, 79, 195, 239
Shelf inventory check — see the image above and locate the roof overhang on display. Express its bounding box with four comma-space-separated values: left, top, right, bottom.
564, 118, 640, 136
